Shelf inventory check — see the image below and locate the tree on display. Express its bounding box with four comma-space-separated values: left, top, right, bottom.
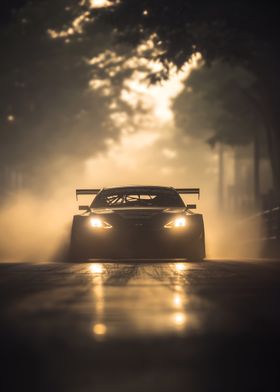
174, 62, 264, 145
0, 1, 118, 193
93, 0, 280, 199
1, 0, 29, 24
173, 62, 269, 208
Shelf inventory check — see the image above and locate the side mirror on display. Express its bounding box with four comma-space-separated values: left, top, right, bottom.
79, 205, 90, 211
186, 204, 196, 210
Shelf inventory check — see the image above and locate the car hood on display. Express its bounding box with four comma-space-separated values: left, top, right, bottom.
91, 207, 186, 217
89, 207, 188, 229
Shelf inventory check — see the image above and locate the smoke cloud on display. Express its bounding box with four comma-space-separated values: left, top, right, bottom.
0, 135, 263, 262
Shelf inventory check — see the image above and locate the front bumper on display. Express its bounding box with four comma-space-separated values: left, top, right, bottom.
80, 227, 201, 258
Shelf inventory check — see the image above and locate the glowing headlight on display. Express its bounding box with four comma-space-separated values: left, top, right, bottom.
164, 216, 187, 229
89, 217, 112, 229
174, 217, 187, 227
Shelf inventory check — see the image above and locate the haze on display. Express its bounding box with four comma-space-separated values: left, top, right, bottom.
0, 0, 273, 262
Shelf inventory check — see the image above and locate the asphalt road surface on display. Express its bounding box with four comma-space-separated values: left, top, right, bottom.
0, 258, 280, 391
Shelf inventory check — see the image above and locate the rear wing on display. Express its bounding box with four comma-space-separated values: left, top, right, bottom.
76, 189, 100, 200
175, 188, 200, 199
76, 187, 200, 200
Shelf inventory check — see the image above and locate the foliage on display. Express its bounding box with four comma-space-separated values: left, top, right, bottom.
94, 0, 280, 194
95, 1, 280, 71
1, 0, 280, 195
0, 1, 117, 187
173, 62, 265, 148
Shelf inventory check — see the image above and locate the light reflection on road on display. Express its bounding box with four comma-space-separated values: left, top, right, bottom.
175, 262, 187, 272
92, 323, 107, 336
173, 292, 183, 307
88, 261, 203, 339
173, 312, 187, 327
89, 263, 104, 274
89, 263, 107, 340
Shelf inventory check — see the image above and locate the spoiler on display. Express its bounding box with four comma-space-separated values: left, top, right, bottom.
175, 188, 200, 199
76, 189, 100, 200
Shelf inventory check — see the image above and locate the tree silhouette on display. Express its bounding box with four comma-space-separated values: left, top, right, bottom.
0, 1, 117, 192
173, 62, 269, 206
94, 0, 280, 198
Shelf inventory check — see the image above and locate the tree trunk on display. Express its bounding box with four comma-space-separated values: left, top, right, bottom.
251, 55, 280, 202
233, 146, 242, 212
218, 143, 224, 210
253, 128, 260, 206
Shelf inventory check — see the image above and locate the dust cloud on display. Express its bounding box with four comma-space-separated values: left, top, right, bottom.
0, 142, 263, 262
0, 49, 265, 262
0, 189, 73, 262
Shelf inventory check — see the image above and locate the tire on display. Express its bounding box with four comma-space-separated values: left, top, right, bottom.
69, 216, 88, 262
184, 214, 206, 262
187, 236, 206, 262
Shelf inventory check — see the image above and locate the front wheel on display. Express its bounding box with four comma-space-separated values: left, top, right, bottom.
69, 217, 88, 262
187, 237, 205, 262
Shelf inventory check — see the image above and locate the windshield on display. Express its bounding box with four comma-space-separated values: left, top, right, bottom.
91, 188, 185, 208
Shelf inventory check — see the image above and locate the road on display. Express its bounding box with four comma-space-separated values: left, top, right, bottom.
0, 259, 280, 391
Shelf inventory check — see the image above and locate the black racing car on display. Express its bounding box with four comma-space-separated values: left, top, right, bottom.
69, 186, 206, 261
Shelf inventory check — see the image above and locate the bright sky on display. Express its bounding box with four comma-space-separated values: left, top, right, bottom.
84, 54, 216, 189
90, 0, 112, 8
47, 3, 220, 229
86, 63, 187, 179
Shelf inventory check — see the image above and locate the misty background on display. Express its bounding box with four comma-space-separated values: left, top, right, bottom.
0, 0, 278, 261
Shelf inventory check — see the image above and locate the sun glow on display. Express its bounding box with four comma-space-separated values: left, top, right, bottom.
90, 0, 112, 8
7, 115, 15, 122
84, 55, 201, 185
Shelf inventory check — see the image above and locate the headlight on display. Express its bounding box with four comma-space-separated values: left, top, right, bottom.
89, 217, 112, 229
164, 216, 187, 229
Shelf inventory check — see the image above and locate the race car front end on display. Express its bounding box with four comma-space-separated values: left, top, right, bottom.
70, 208, 205, 261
